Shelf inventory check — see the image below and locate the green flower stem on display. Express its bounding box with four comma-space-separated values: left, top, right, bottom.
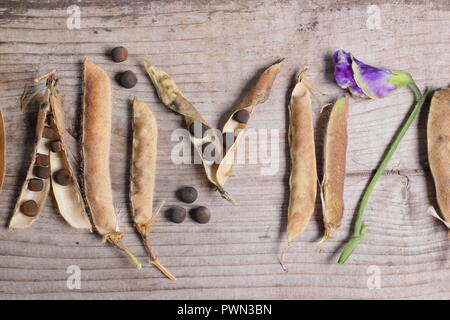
338, 83, 432, 265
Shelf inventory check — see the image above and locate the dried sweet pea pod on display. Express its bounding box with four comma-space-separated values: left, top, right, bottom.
280, 71, 317, 269
319, 97, 349, 242
9, 72, 91, 230
427, 88, 450, 237
0, 110, 5, 191
141, 59, 234, 204
83, 59, 141, 268
216, 59, 284, 187
131, 97, 176, 280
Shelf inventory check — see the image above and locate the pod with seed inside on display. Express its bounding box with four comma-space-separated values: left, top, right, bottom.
9, 71, 91, 230
83, 59, 141, 268
142, 59, 234, 204
216, 59, 283, 188
319, 97, 349, 242
131, 97, 175, 279
427, 88, 450, 237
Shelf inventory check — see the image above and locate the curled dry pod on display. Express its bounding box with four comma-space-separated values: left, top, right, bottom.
131, 97, 176, 280
216, 59, 284, 187
280, 71, 317, 269
427, 88, 450, 237
0, 110, 5, 191
83, 59, 141, 268
10, 73, 91, 230
319, 97, 349, 242
141, 59, 235, 204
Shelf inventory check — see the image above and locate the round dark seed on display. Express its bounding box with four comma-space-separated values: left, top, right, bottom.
20, 200, 38, 217
191, 206, 211, 224
35, 153, 49, 167
111, 46, 128, 63
223, 132, 236, 151
168, 206, 187, 223
176, 186, 198, 204
189, 121, 208, 139
28, 179, 44, 192
46, 114, 56, 127
42, 127, 58, 140
34, 166, 51, 179
233, 109, 250, 124
49, 140, 63, 153
54, 169, 71, 186
118, 70, 137, 88
202, 142, 217, 162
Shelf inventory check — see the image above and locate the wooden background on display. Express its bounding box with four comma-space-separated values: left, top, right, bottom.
0, 0, 449, 300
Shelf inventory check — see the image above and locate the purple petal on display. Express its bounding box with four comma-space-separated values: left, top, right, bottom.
352, 58, 397, 99
333, 50, 368, 98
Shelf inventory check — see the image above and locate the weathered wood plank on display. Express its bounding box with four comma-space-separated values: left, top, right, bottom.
0, 0, 449, 299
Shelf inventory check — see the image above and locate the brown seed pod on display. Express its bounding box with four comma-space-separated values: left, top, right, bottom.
9, 72, 91, 230
427, 88, 450, 237
280, 71, 317, 269
319, 97, 349, 242
131, 97, 175, 279
142, 59, 234, 204
83, 59, 141, 268
0, 110, 5, 192
216, 59, 283, 188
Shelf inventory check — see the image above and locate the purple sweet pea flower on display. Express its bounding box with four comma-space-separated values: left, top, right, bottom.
333, 50, 412, 99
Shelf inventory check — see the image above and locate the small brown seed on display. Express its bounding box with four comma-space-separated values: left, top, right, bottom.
111, 46, 128, 63
54, 169, 71, 186
46, 114, 56, 127
176, 186, 198, 204
118, 70, 137, 88
189, 121, 208, 139
190, 206, 211, 224
20, 200, 38, 217
34, 166, 51, 179
35, 153, 49, 167
42, 127, 58, 140
168, 206, 187, 223
233, 109, 250, 124
28, 179, 44, 192
49, 140, 63, 153
202, 142, 217, 162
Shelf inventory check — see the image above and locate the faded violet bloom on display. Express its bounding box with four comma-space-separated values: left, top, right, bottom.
333, 49, 412, 99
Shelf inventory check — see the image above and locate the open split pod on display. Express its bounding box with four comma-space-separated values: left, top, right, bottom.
9, 72, 91, 230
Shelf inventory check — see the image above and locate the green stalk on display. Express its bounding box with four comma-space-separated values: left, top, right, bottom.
337, 83, 432, 264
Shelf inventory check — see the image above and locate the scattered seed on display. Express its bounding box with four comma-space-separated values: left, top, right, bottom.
233, 109, 250, 123
169, 206, 187, 223
20, 200, 38, 217
118, 70, 137, 88
35, 153, 49, 167
191, 206, 211, 224
28, 179, 44, 192
49, 140, 63, 153
111, 46, 128, 63
176, 186, 198, 203
34, 166, 51, 179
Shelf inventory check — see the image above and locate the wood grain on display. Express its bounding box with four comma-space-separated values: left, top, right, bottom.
0, 0, 449, 299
